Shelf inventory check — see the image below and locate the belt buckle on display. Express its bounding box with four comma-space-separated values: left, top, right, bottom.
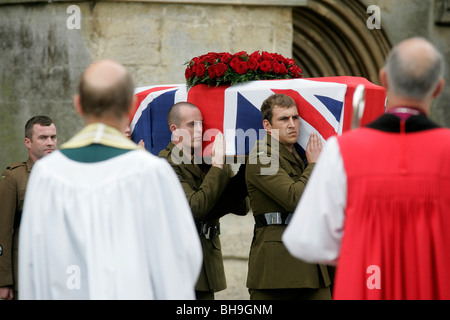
274, 213, 282, 224
201, 222, 212, 240
205, 225, 220, 240
204, 226, 211, 240
201, 222, 208, 236
268, 212, 282, 225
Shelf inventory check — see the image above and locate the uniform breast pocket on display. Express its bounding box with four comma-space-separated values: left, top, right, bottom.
282, 159, 301, 181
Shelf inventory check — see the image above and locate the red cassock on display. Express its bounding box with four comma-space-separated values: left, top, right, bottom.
334, 117, 450, 299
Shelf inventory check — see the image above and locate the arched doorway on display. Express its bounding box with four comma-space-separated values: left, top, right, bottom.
293, 0, 391, 84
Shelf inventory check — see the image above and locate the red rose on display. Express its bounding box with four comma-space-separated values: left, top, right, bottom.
234, 61, 249, 75
279, 63, 288, 75
249, 51, 262, 61
273, 62, 282, 74
272, 53, 287, 64
289, 65, 303, 78
230, 57, 240, 69
262, 51, 274, 62
259, 60, 272, 73
234, 51, 248, 59
248, 58, 259, 71
220, 52, 231, 64
204, 52, 218, 64
208, 65, 216, 79
185, 67, 194, 80
196, 63, 206, 78
215, 63, 228, 77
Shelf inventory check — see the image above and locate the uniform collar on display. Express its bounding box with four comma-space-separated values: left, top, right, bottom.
265, 134, 301, 166
26, 157, 34, 173
61, 123, 138, 150
165, 142, 204, 178
166, 142, 198, 164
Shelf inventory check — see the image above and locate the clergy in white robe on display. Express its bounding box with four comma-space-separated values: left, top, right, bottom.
18, 60, 202, 300
19, 123, 202, 300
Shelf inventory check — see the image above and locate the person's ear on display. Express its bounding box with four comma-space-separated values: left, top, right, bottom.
432, 78, 445, 99
170, 124, 181, 143
73, 94, 84, 117
24, 137, 31, 150
379, 67, 388, 90
263, 119, 272, 134
169, 124, 177, 133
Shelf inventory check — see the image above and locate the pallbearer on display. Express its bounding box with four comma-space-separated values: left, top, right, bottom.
245, 93, 332, 300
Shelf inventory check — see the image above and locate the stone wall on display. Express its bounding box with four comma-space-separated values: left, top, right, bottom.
0, 2, 294, 300
0, 1, 293, 170
360, 0, 450, 129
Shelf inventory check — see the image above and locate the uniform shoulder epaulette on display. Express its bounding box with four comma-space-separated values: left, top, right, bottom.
6, 162, 26, 170
158, 147, 170, 159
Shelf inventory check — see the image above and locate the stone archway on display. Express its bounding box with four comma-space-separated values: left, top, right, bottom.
292, 0, 391, 84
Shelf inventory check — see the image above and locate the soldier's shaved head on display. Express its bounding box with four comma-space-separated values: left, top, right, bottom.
167, 102, 199, 127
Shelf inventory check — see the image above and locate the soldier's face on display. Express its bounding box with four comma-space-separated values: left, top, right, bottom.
25, 124, 57, 161
265, 105, 299, 148
176, 106, 203, 152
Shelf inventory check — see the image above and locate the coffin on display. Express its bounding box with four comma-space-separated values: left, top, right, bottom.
130, 77, 386, 157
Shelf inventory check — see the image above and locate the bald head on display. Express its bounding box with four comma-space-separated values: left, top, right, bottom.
384, 37, 445, 101
78, 59, 135, 119
83, 60, 129, 89
167, 102, 199, 127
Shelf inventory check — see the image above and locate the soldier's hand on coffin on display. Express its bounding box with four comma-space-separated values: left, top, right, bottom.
306, 132, 322, 164
211, 132, 226, 169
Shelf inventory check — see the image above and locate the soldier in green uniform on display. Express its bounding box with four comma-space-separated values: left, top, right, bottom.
246, 94, 332, 300
0, 116, 57, 300
159, 102, 248, 300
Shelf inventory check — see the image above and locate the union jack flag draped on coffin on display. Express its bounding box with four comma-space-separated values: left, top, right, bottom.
130, 77, 386, 156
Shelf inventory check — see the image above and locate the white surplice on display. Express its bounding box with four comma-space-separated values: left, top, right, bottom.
19, 129, 202, 300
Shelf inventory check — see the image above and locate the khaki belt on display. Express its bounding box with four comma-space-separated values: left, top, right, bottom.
254, 212, 293, 229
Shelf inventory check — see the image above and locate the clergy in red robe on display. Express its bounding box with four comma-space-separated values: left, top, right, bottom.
283, 37, 450, 299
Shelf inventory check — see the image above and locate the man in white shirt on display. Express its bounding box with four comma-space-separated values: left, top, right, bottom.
19, 59, 202, 300
283, 38, 450, 299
